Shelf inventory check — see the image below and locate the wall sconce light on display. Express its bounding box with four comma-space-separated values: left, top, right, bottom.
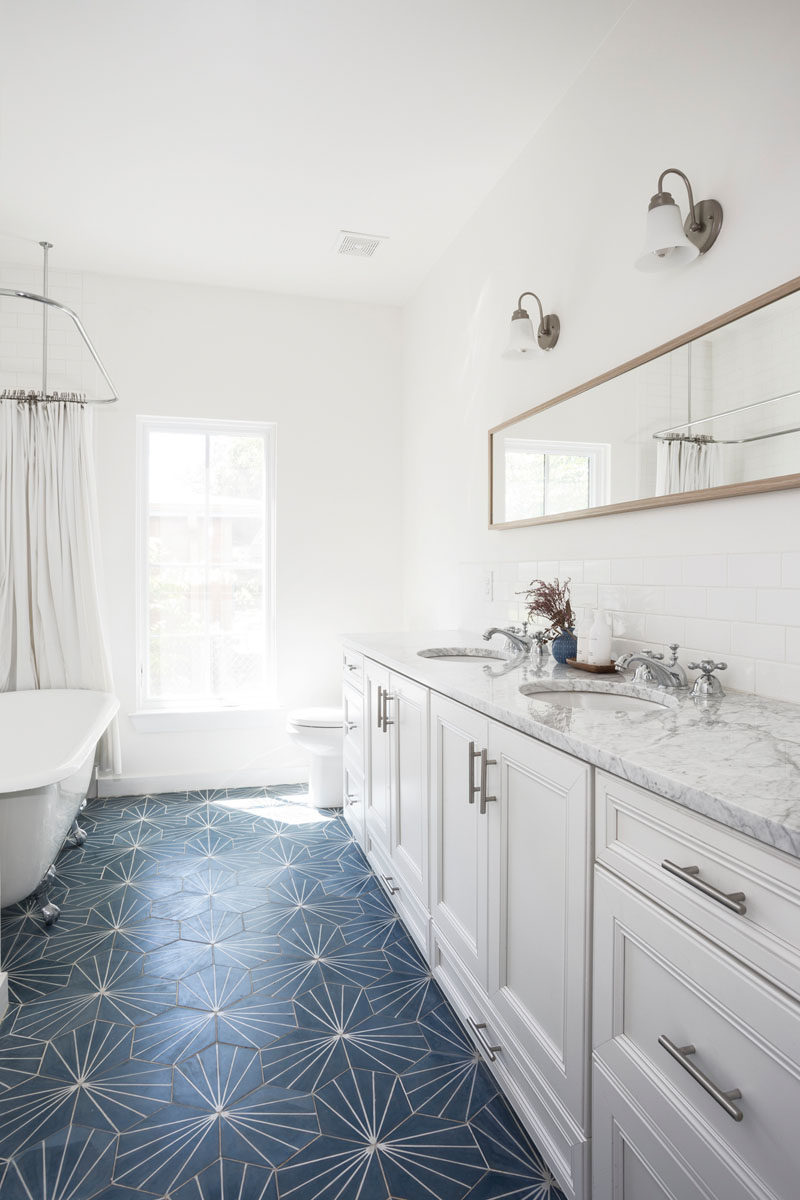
505, 291, 560, 355
635, 168, 723, 271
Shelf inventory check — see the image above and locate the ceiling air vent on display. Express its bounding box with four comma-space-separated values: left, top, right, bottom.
335, 230, 387, 258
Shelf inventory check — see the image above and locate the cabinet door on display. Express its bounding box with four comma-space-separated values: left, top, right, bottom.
486, 722, 592, 1127
430, 694, 489, 986
388, 673, 429, 906
364, 659, 391, 856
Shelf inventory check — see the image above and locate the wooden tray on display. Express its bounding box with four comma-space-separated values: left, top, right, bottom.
566, 658, 617, 674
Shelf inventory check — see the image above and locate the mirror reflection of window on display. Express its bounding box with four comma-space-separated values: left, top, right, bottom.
503, 438, 610, 521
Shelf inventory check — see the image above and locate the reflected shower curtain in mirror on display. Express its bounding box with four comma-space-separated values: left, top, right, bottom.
655, 436, 722, 496
0, 398, 120, 773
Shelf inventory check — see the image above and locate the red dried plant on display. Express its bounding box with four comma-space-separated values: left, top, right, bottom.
519, 577, 574, 633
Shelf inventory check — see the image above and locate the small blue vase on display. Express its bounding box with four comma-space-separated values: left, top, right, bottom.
551, 628, 577, 664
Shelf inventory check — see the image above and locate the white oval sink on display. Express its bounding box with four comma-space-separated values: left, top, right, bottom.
418, 647, 509, 663
520, 683, 674, 713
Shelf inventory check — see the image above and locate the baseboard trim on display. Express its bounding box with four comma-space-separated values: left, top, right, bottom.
0, 971, 8, 1022
96, 765, 308, 797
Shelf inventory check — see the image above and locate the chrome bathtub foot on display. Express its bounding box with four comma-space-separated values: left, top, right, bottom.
68, 819, 88, 847
33, 865, 61, 927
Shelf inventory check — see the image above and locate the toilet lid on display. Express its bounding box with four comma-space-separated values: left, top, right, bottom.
289, 706, 343, 729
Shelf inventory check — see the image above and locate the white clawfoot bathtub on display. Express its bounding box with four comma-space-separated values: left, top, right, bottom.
0, 689, 119, 911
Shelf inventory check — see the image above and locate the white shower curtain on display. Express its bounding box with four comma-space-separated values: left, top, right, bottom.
0, 398, 120, 774
655, 437, 722, 496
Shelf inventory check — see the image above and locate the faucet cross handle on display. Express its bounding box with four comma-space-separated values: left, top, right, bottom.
688, 659, 727, 674
641, 647, 665, 661
688, 659, 727, 700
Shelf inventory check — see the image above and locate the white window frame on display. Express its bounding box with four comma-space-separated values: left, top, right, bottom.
503, 437, 610, 516
133, 415, 277, 726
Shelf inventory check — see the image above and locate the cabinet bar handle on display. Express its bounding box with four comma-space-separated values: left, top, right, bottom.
346, 721, 358, 732
468, 1016, 502, 1061
376, 685, 384, 730
345, 662, 358, 672
381, 873, 400, 895
479, 748, 497, 815
344, 792, 357, 806
381, 693, 395, 731
658, 1035, 743, 1122
661, 860, 747, 915
467, 741, 481, 805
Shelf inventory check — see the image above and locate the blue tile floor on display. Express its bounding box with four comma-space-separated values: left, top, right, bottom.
0, 787, 567, 1199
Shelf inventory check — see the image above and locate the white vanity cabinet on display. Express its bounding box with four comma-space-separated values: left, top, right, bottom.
592, 772, 800, 1200
363, 659, 392, 855
429, 693, 593, 1200
341, 650, 365, 844
343, 643, 800, 1200
359, 659, 430, 952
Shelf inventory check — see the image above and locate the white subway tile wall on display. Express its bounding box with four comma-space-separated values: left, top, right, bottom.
460, 553, 800, 701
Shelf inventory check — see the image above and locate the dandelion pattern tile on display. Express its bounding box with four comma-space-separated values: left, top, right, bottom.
0, 787, 566, 1199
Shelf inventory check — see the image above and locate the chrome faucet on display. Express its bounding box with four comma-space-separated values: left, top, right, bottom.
615, 643, 688, 690
483, 625, 531, 656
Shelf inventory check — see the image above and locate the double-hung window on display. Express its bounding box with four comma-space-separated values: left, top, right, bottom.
137, 416, 276, 712
502, 437, 610, 520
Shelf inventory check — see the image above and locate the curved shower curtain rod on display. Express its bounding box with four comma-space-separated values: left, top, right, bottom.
0, 240, 118, 405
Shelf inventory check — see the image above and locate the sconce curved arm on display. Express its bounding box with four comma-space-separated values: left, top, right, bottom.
515, 291, 546, 325
656, 168, 701, 231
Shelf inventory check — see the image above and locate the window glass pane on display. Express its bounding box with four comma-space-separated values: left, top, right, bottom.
209, 515, 264, 566
546, 454, 590, 514
149, 431, 205, 505
149, 564, 207, 642
209, 435, 265, 501
505, 450, 545, 520
144, 423, 271, 707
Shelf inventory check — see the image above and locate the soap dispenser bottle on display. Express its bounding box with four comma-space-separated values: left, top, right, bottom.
588, 610, 612, 665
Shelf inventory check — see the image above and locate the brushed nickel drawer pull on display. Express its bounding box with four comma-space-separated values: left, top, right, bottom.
376, 685, 384, 730
381, 693, 395, 732
658, 1035, 743, 1122
467, 741, 481, 805
345, 662, 358, 672
345, 721, 358, 732
479, 748, 497, 815
381, 873, 400, 895
344, 792, 358, 806
468, 1016, 502, 1062
662, 860, 747, 915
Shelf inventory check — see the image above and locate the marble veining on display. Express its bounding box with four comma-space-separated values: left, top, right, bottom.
344, 631, 800, 858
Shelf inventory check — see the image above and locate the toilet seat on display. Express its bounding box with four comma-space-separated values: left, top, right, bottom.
288, 706, 343, 729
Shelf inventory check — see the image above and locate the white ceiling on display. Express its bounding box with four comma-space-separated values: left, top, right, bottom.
0, 1, 630, 304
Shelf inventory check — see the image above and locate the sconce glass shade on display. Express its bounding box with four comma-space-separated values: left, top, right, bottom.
635, 196, 699, 272
504, 310, 538, 356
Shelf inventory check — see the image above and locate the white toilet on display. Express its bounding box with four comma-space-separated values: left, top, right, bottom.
286, 706, 344, 808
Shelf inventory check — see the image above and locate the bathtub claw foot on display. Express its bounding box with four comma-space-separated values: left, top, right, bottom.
39, 899, 61, 926
33, 865, 61, 926
69, 820, 88, 847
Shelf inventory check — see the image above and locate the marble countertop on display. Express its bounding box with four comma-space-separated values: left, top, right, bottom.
342, 630, 800, 860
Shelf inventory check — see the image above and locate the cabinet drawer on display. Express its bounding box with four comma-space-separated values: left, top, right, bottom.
342, 648, 364, 690
342, 683, 364, 763
596, 771, 800, 999
593, 1054, 760, 1200
594, 867, 800, 1200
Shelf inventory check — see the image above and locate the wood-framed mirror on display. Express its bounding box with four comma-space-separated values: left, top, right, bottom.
489, 276, 800, 528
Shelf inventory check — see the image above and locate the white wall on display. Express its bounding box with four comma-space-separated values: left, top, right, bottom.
73, 272, 403, 789
400, 0, 800, 702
